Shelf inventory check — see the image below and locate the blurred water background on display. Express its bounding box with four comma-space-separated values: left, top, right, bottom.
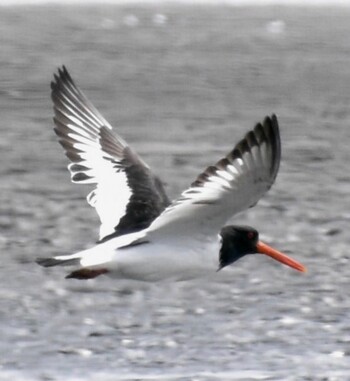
1, 3, 350, 380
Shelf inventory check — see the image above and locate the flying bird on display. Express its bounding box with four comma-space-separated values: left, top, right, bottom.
37, 66, 306, 281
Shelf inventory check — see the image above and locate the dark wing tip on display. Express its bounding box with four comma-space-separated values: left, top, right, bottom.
51, 65, 76, 97
57, 64, 71, 81
247, 114, 280, 180
36, 257, 80, 267
261, 114, 281, 180
270, 114, 281, 178
191, 114, 281, 188
36, 257, 60, 267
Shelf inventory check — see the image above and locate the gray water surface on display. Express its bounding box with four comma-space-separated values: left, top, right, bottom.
1, 4, 350, 380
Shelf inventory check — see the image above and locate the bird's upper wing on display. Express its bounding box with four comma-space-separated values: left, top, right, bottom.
147, 115, 281, 238
51, 66, 170, 241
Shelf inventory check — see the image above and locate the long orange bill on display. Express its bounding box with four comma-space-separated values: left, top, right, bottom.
256, 241, 307, 273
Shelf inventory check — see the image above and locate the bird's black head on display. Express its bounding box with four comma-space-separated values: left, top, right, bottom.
218, 225, 259, 270
218, 225, 306, 273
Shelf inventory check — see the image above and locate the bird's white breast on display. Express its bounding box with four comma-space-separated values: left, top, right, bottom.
107, 234, 221, 282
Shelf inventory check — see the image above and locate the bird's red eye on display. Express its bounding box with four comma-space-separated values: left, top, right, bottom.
247, 231, 255, 240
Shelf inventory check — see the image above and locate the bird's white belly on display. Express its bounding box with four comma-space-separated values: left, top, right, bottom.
107, 237, 220, 282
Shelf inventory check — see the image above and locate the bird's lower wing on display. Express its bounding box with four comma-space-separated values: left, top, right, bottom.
147, 115, 281, 238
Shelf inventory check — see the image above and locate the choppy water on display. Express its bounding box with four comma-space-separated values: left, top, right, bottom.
1, 4, 350, 380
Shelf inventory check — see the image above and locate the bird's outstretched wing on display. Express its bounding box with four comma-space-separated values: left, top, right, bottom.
51, 66, 170, 241
148, 115, 280, 238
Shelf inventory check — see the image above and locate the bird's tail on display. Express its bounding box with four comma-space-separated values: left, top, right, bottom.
36, 253, 82, 268
36, 248, 112, 279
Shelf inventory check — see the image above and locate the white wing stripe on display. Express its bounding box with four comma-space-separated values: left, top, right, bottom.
57, 106, 91, 130
226, 164, 240, 176
208, 175, 231, 188
72, 141, 101, 152
204, 181, 225, 191
55, 91, 102, 130
55, 92, 103, 132
68, 132, 100, 147
66, 88, 110, 128
94, 172, 132, 239
242, 150, 255, 171
61, 105, 94, 129
66, 125, 96, 140
236, 158, 244, 166
216, 170, 234, 182
250, 144, 263, 167
229, 161, 244, 175
56, 73, 111, 129
263, 143, 272, 168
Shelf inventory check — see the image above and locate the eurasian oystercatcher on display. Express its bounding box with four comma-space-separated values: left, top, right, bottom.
37, 66, 306, 281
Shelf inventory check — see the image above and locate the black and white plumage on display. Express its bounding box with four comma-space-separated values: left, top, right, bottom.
51, 66, 169, 241
37, 67, 306, 281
